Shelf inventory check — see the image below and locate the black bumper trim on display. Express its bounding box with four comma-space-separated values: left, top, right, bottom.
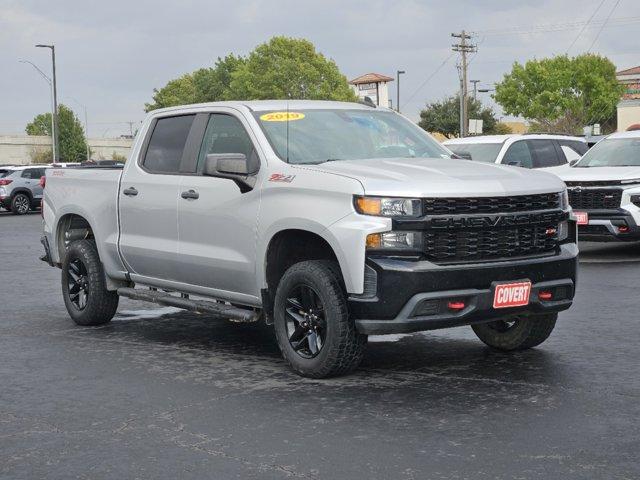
40, 235, 55, 267
355, 278, 574, 335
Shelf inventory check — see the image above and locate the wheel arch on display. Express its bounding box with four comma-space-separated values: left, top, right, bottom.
54, 212, 96, 263
260, 227, 351, 308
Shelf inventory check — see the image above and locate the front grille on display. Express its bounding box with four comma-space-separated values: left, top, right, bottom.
424, 225, 558, 263
566, 180, 632, 187
423, 193, 560, 215
568, 189, 621, 210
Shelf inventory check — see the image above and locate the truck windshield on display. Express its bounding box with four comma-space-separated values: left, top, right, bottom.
575, 137, 640, 167
445, 143, 503, 163
254, 109, 452, 164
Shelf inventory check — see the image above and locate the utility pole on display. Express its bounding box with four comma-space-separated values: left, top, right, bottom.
451, 31, 476, 137
396, 70, 405, 113
470, 79, 480, 100
36, 44, 59, 161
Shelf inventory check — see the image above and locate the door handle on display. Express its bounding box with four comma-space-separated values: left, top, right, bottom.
123, 187, 138, 197
181, 189, 199, 200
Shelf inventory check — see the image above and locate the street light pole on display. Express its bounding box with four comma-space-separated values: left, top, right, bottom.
396, 70, 405, 113
19, 60, 56, 162
36, 44, 59, 162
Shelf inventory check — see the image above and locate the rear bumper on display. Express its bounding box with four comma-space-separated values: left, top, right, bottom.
577, 209, 640, 241
349, 243, 578, 335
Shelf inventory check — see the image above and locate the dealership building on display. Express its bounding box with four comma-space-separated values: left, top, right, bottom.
617, 66, 640, 131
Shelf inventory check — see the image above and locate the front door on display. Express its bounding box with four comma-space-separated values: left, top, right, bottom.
119, 114, 196, 281
176, 112, 262, 298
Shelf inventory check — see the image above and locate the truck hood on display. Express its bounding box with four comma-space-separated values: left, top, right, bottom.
554, 165, 640, 183
306, 157, 566, 196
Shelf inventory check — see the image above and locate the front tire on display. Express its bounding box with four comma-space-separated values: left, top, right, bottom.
471, 313, 557, 351
62, 240, 119, 326
273, 260, 367, 378
11, 193, 31, 215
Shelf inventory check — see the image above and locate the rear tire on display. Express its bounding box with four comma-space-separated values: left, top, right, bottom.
471, 313, 557, 351
62, 240, 119, 326
11, 193, 30, 215
274, 260, 367, 378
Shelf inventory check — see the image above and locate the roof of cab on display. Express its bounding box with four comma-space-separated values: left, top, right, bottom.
149, 99, 392, 115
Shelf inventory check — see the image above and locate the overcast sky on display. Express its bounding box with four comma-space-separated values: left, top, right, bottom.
1, 0, 639, 137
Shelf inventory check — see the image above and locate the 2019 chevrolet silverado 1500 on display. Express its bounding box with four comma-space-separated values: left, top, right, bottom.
41, 100, 578, 378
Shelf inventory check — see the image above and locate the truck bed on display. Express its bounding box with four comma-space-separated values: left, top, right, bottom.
43, 167, 124, 275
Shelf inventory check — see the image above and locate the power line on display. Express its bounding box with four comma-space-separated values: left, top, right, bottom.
588, 0, 622, 52
400, 52, 455, 109
566, 0, 607, 53
474, 15, 640, 36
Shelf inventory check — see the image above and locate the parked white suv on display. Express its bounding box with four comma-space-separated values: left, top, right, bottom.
444, 134, 588, 170
553, 130, 640, 241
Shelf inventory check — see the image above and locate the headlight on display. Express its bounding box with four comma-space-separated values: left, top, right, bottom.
355, 196, 422, 217
366, 231, 423, 251
559, 190, 569, 210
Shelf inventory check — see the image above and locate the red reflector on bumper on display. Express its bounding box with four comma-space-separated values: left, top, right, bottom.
447, 301, 466, 310
538, 290, 553, 301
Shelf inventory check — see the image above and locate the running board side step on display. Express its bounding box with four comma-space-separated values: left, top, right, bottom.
116, 287, 259, 323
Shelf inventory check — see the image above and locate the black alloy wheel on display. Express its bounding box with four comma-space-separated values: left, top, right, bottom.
67, 258, 90, 310
285, 284, 327, 358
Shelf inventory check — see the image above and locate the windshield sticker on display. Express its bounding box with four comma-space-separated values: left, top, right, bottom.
260, 112, 305, 122
268, 173, 296, 183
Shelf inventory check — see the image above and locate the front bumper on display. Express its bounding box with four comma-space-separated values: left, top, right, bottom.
349, 244, 578, 335
577, 209, 640, 242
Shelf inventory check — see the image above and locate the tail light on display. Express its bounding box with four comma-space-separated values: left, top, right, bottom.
39, 176, 46, 188
0, 179, 13, 186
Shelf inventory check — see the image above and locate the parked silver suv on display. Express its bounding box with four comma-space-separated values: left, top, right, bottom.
0, 166, 46, 215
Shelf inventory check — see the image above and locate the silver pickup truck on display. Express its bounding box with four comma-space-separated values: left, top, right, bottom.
41, 100, 578, 378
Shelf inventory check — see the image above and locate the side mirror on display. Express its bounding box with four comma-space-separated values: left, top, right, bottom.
569, 159, 579, 166
204, 153, 256, 192
506, 160, 522, 167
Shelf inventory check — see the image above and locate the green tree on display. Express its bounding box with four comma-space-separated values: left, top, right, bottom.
145, 37, 356, 111
493, 54, 623, 134
418, 95, 498, 138
227, 37, 356, 101
145, 55, 245, 111
26, 104, 89, 161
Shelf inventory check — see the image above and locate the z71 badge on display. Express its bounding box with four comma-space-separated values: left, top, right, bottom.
268, 173, 296, 183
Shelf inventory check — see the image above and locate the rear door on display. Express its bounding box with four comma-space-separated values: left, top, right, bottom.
175, 110, 262, 297
118, 113, 199, 281
21, 168, 45, 201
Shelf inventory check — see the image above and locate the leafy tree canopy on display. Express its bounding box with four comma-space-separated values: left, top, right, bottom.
493, 53, 623, 134
26, 104, 89, 161
418, 95, 498, 138
145, 37, 355, 111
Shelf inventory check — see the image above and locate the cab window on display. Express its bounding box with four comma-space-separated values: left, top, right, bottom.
142, 115, 195, 174
502, 141, 533, 168
197, 114, 258, 172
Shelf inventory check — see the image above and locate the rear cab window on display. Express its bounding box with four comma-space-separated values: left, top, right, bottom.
141, 115, 195, 173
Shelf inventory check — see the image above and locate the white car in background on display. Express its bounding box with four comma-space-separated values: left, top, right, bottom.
553, 130, 640, 242
444, 134, 588, 170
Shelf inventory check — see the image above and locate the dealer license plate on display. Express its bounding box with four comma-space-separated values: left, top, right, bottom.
493, 281, 532, 309
574, 211, 589, 225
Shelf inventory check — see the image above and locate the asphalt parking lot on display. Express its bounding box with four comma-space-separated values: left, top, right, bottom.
1, 212, 639, 479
